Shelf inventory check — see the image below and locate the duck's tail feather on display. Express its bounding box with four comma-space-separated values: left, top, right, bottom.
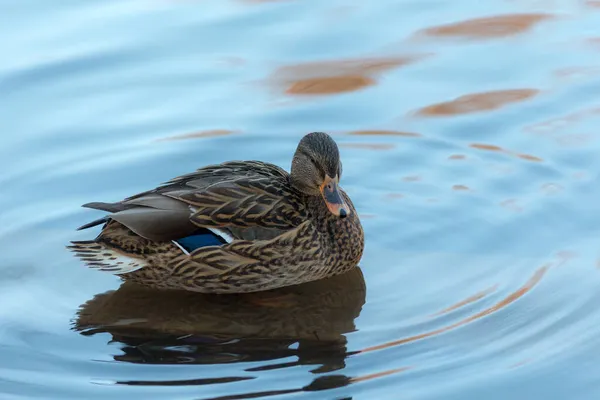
67, 240, 147, 275
82, 201, 133, 213
77, 201, 130, 231
77, 217, 109, 231
78, 198, 197, 242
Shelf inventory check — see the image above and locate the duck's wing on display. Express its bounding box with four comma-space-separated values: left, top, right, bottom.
78, 161, 307, 242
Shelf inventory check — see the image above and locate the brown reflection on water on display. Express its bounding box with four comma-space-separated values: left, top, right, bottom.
470, 143, 503, 152
287, 76, 374, 95
349, 130, 422, 138
431, 285, 499, 317
358, 266, 548, 354
469, 143, 543, 162
417, 89, 539, 117
516, 153, 543, 162
272, 56, 424, 96
159, 129, 238, 141
74, 268, 366, 368
419, 14, 553, 40
448, 154, 467, 160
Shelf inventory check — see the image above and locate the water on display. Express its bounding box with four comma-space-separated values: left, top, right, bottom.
2, 0, 600, 398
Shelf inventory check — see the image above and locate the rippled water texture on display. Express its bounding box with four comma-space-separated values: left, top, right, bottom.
3, 0, 600, 399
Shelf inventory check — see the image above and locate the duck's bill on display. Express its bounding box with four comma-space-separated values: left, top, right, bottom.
320, 176, 350, 218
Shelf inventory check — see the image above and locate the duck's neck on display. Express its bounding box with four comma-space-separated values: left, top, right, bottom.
305, 195, 341, 231
304, 193, 364, 264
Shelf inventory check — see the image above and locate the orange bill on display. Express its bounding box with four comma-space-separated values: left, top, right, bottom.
320, 175, 350, 218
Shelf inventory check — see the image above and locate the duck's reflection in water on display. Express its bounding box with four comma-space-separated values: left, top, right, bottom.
73, 267, 366, 373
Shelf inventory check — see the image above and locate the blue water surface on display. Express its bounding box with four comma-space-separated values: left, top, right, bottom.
2, 0, 600, 399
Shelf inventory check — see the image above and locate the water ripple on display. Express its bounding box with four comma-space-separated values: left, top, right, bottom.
3, 0, 600, 399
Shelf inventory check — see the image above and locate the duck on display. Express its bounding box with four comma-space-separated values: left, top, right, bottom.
70, 132, 364, 294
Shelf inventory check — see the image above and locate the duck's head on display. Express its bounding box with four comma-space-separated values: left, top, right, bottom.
291, 132, 350, 218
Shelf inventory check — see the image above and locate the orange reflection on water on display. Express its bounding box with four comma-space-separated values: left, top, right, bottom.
160, 129, 238, 141
587, 1, 600, 8
516, 153, 543, 162
431, 285, 498, 317
469, 143, 543, 162
287, 76, 374, 95
420, 14, 553, 40
359, 266, 548, 354
470, 143, 503, 152
417, 89, 539, 116
273, 56, 424, 95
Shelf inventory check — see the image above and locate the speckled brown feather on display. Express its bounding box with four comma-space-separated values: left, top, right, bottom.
72, 195, 363, 293
72, 135, 365, 294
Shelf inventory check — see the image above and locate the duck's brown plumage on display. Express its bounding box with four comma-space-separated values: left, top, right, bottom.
70, 132, 364, 293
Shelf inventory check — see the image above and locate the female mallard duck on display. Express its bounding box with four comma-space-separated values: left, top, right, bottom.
70, 132, 364, 294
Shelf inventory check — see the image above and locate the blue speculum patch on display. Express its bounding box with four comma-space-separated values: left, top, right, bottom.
174, 229, 227, 252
